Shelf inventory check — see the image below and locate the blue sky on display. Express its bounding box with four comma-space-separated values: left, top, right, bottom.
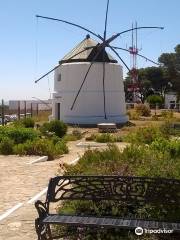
0, 0, 179, 101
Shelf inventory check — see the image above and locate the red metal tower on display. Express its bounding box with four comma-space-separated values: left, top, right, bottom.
129, 22, 140, 101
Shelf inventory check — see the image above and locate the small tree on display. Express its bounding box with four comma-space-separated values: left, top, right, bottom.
146, 95, 164, 106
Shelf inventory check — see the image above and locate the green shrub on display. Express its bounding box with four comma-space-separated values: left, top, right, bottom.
85, 133, 122, 143
150, 138, 180, 158
134, 104, 151, 116
96, 133, 114, 143
95, 133, 122, 143
21, 118, 35, 128
64, 144, 125, 175
14, 138, 68, 160
40, 120, 67, 138
55, 140, 69, 154
0, 126, 39, 144
13, 143, 26, 156
13, 118, 35, 128
14, 139, 54, 159
125, 125, 166, 144
0, 137, 14, 155
51, 135, 61, 144
146, 95, 164, 105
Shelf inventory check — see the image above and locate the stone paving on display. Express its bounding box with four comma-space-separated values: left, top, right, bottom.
0, 155, 60, 240
0, 141, 128, 240
0, 141, 85, 240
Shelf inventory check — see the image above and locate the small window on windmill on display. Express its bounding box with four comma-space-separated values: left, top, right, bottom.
57, 74, 61, 82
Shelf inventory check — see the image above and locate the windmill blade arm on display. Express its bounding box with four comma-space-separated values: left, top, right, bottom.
104, 0, 110, 40
70, 61, 94, 110
105, 26, 164, 44
102, 61, 107, 119
117, 26, 164, 37
35, 48, 91, 83
36, 15, 103, 41
108, 46, 130, 71
71, 46, 105, 110
112, 46, 160, 65
136, 53, 160, 65
88, 26, 164, 47
35, 65, 60, 83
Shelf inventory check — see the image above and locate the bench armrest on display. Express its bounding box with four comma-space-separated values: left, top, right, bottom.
35, 200, 49, 220
35, 200, 52, 239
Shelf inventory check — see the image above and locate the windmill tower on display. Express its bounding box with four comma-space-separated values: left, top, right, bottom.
52, 34, 128, 125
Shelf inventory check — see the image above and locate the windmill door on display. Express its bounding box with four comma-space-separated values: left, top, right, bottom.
56, 103, 60, 120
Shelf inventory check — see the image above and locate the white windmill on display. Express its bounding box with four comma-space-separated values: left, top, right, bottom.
35, 0, 163, 126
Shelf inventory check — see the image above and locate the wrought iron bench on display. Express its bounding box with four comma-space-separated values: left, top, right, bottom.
35, 175, 180, 239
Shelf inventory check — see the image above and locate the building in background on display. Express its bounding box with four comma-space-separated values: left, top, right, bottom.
9, 100, 52, 112
164, 92, 179, 109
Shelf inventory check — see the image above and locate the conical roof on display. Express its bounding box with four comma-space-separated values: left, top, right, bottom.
60, 34, 117, 64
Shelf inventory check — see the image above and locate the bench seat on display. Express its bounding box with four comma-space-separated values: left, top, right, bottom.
35, 176, 180, 239
43, 214, 180, 232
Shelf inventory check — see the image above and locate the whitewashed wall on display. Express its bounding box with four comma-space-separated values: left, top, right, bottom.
52, 62, 128, 124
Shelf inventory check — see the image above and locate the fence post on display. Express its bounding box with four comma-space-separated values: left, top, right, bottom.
24, 101, 26, 118
18, 101, 20, 120
31, 103, 33, 117
1, 99, 5, 126
36, 103, 39, 116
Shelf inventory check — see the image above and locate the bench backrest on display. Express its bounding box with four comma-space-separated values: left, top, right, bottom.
46, 175, 180, 207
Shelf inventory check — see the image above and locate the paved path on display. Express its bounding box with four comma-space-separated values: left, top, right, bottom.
0, 155, 61, 240
0, 141, 128, 239
0, 140, 85, 240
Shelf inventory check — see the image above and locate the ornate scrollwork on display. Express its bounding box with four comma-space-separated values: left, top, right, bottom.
35, 200, 49, 218
46, 176, 180, 207
35, 200, 52, 240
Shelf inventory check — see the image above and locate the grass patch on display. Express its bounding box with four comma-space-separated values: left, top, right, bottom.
86, 133, 122, 143
63, 129, 83, 142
